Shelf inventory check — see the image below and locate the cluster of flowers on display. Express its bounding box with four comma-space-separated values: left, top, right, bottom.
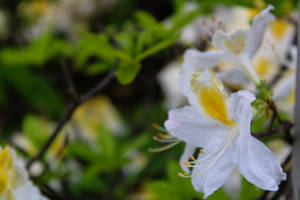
158, 5, 291, 198
0, 146, 47, 200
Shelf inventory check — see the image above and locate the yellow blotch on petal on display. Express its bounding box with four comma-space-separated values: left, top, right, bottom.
270, 20, 291, 40
254, 56, 271, 78
191, 71, 235, 125
287, 88, 295, 104
224, 33, 245, 55
0, 170, 8, 195
0, 147, 14, 196
0, 147, 13, 171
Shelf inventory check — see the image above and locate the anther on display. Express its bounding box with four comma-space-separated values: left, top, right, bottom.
202, 20, 206, 26
183, 161, 191, 167
202, 37, 209, 43
158, 133, 166, 139
178, 172, 185, 177
152, 123, 159, 129
199, 149, 205, 154
211, 16, 216, 22
189, 154, 196, 161
153, 136, 159, 141
218, 21, 223, 27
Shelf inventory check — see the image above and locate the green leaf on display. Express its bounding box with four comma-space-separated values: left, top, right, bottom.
240, 177, 263, 200
97, 126, 117, 159
207, 188, 232, 200
68, 142, 100, 162
22, 115, 48, 149
0, 67, 63, 118
136, 36, 178, 61
116, 62, 141, 85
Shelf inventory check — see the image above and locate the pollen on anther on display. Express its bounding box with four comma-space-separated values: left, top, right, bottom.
158, 133, 166, 139
189, 154, 195, 161
202, 37, 209, 43
218, 21, 223, 27
211, 16, 216, 22
183, 161, 191, 167
153, 136, 159, 141
178, 172, 185, 177
199, 149, 205, 154
152, 123, 159, 129
202, 20, 207, 26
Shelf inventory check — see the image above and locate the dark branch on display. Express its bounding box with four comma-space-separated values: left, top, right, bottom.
60, 60, 77, 100
26, 59, 118, 170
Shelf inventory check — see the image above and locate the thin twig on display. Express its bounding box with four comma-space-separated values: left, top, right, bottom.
60, 60, 77, 100
26, 59, 118, 170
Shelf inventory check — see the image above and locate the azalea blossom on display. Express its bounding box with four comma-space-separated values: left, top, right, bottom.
183, 5, 275, 85
0, 146, 47, 200
273, 46, 297, 116
164, 69, 286, 198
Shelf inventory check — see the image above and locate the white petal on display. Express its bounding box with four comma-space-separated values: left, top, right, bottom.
235, 135, 286, 191
233, 89, 286, 191
164, 106, 230, 151
183, 49, 230, 73
273, 74, 295, 100
179, 70, 199, 107
180, 144, 196, 173
216, 69, 252, 90
191, 143, 235, 198
245, 5, 275, 59
229, 90, 256, 122
14, 182, 48, 200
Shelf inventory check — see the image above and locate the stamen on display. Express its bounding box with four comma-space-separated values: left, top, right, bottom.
189, 154, 196, 161
153, 136, 159, 141
202, 37, 209, 44
218, 21, 223, 28
148, 140, 181, 153
178, 172, 185, 177
199, 148, 205, 154
158, 133, 166, 139
183, 161, 191, 167
178, 172, 193, 178
152, 123, 167, 132
211, 16, 216, 22
202, 20, 206, 26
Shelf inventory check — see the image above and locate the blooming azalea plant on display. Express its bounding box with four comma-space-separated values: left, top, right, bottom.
153, 5, 289, 198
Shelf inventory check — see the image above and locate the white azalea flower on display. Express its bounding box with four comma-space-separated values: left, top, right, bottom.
273, 46, 297, 116
0, 146, 47, 200
164, 69, 286, 198
183, 5, 275, 85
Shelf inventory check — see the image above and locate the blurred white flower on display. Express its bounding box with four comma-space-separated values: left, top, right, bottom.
72, 95, 126, 142
0, 146, 47, 200
273, 46, 297, 117
20, 0, 117, 40
158, 61, 186, 108
164, 68, 285, 198
183, 5, 275, 86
